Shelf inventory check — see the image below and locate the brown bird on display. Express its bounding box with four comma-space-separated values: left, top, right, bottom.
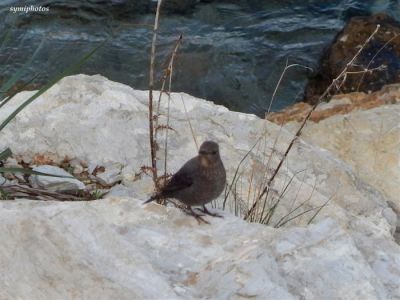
144, 141, 226, 223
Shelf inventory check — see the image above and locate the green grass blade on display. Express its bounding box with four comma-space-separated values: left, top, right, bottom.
0, 167, 74, 178
0, 73, 41, 110
0, 28, 11, 51
0, 40, 106, 132
0, 148, 12, 161
0, 39, 45, 96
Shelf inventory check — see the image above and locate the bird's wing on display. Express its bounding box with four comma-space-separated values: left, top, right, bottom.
144, 170, 193, 204
161, 164, 194, 196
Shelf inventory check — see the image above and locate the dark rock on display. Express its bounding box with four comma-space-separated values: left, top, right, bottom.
304, 13, 400, 105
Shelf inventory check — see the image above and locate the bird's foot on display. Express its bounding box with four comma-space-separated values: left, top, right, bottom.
185, 207, 210, 224
197, 206, 223, 218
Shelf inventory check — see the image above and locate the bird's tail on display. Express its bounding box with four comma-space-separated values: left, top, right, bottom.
143, 195, 157, 205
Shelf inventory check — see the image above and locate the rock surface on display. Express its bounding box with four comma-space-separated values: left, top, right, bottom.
3, 157, 25, 182
95, 163, 123, 186
0, 198, 396, 299
29, 165, 85, 192
0, 74, 393, 226
280, 100, 400, 244
267, 83, 400, 124
304, 13, 400, 104
269, 83, 400, 243
290, 103, 400, 206
0, 174, 9, 186
0, 74, 399, 298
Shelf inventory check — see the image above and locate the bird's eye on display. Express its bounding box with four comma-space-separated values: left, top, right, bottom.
199, 150, 217, 155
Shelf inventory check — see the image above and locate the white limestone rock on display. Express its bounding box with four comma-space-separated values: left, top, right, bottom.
29, 165, 85, 192
0, 74, 396, 229
107, 184, 136, 198
0, 198, 396, 299
0, 74, 399, 298
287, 104, 400, 208
0, 74, 393, 226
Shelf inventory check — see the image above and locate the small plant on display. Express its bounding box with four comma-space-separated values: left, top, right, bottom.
90, 189, 103, 200
146, 0, 184, 204
0, 188, 9, 200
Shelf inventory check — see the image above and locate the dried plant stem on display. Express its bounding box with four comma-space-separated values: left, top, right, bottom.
307, 195, 333, 225
155, 34, 183, 134
356, 33, 399, 91
259, 169, 305, 224
148, 0, 163, 186
1, 184, 91, 201
244, 24, 380, 221
345, 65, 386, 75
276, 204, 324, 227
180, 94, 199, 150
266, 60, 312, 115
164, 35, 183, 176
244, 63, 310, 219
222, 134, 266, 210
226, 62, 310, 217
274, 177, 317, 227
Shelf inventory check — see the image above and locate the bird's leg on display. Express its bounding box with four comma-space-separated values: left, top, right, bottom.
197, 205, 223, 218
184, 206, 210, 224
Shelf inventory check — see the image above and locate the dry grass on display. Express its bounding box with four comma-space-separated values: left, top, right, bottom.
222, 24, 383, 226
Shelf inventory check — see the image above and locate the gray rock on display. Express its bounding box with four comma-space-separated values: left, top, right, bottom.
3, 158, 25, 181
88, 163, 98, 175
95, 163, 123, 186
69, 158, 84, 175
72, 164, 84, 175
0, 175, 8, 186
29, 165, 85, 192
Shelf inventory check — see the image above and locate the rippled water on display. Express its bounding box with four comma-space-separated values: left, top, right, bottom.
0, 0, 399, 116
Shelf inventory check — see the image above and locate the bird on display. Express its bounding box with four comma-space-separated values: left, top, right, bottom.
144, 140, 226, 223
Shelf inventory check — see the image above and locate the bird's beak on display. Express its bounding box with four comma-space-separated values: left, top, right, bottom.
200, 156, 210, 167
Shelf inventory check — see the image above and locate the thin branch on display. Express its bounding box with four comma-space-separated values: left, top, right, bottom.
164, 34, 183, 176
357, 33, 400, 91
179, 93, 199, 151
266, 60, 312, 115
1, 184, 92, 201
275, 205, 324, 227
148, 0, 163, 186
261, 169, 306, 225
274, 177, 317, 227
307, 195, 333, 225
222, 133, 266, 210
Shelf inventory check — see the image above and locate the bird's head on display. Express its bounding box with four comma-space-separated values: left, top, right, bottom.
199, 140, 221, 167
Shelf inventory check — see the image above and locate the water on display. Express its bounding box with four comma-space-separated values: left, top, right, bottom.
0, 0, 399, 116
